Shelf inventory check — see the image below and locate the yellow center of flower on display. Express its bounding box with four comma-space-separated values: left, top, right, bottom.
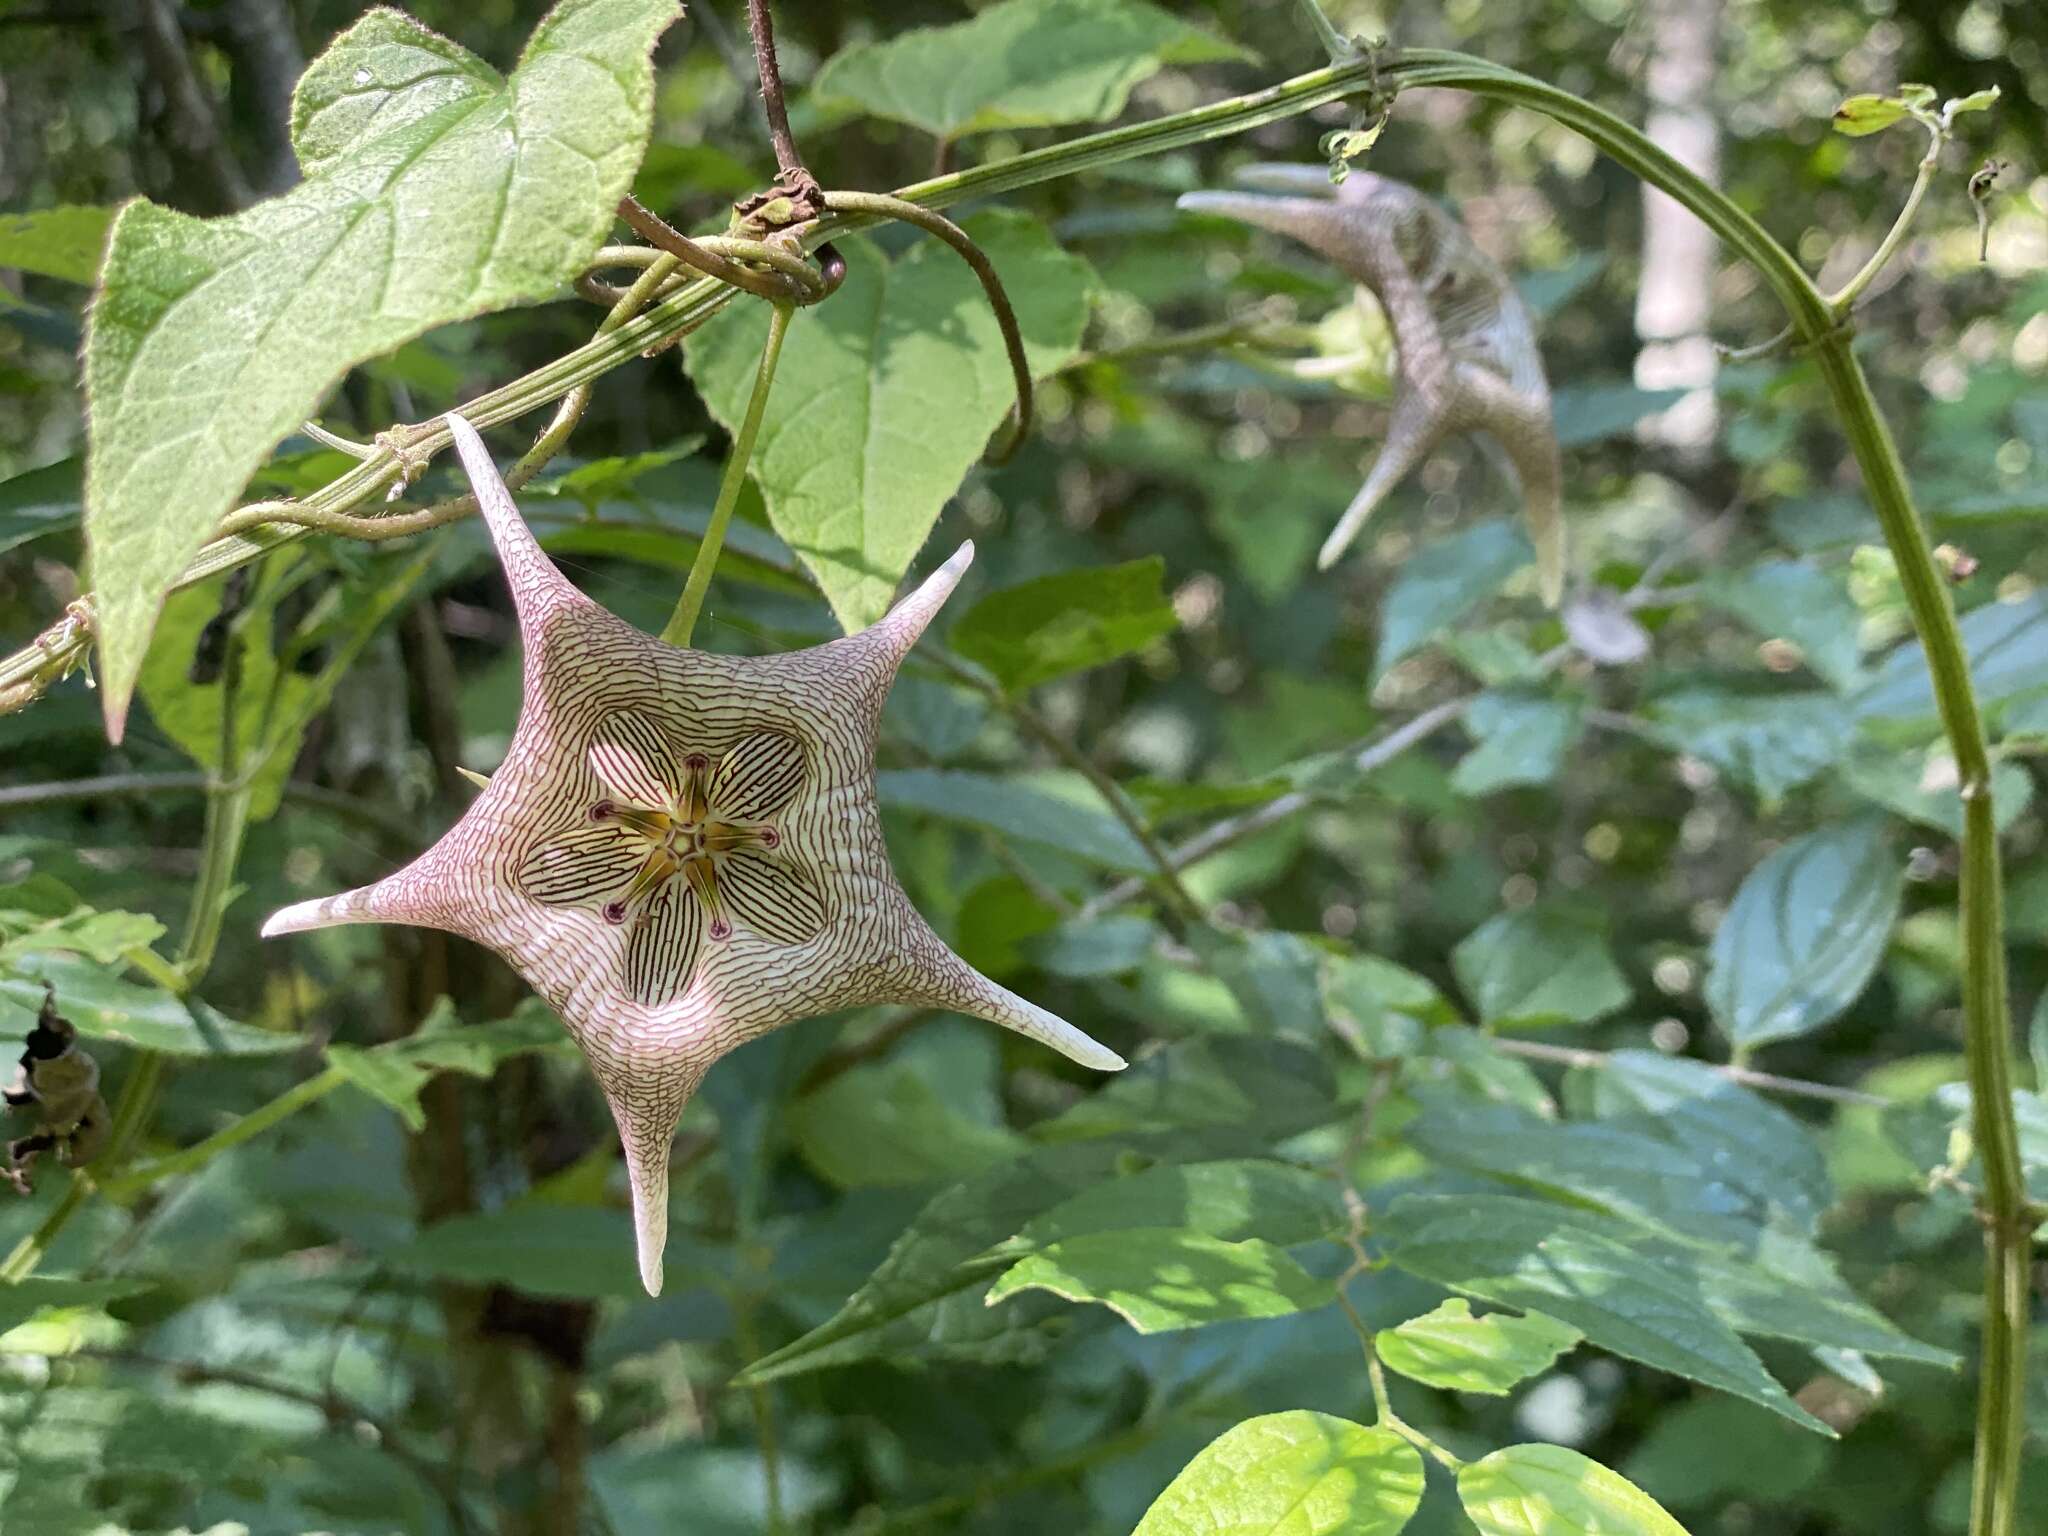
591, 752, 781, 938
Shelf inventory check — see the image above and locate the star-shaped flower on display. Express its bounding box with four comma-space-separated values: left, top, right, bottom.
1180, 167, 1565, 600
265, 414, 1124, 1294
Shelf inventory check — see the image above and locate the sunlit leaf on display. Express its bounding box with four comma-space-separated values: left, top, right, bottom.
1376, 1299, 1581, 1394
1460, 1444, 1689, 1535
1133, 1412, 1424, 1536
985, 1227, 1334, 1332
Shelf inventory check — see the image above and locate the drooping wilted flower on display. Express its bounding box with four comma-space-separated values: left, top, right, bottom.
1180, 167, 1565, 601
265, 414, 1124, 1294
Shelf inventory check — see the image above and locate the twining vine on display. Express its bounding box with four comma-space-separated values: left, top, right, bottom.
0, 6, 2028, 1533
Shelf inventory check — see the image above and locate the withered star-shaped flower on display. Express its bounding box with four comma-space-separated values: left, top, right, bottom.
264, 414, 1125, 1294
1180, 167, 1565, 601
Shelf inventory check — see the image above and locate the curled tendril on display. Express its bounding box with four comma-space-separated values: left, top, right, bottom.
818, 191, 1035, 465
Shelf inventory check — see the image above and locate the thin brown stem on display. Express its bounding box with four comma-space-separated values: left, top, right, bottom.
616, 195, 822, 304
745, 0, 810, 194
821, 190, 1035, 461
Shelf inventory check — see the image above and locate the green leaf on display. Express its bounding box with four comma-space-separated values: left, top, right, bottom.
790, 1062, 1028, 1188
0, 458, 82, 555
1459, 1444, 1689, 1535
0, 205, 114, 283
1641, 686, 1853, 801
326, 1000, 566, 1132
1376, 519, 1533, 678
83, 0, 682, 735
1623, 1397, 1828, 1508
985, 1227, 1334, 1332
1190, 928, 1325, 1041
1132, 1412, 1424, 1536
1842, 743, 2034, 837
1946, 85, 2001, 115
0, 1277, 149, 1336
384, 1203, 652, 1299
0, 879, 165, 967
1380, 1195, 1831, 1431
1451, 692, 1581, 796
1551, 382, 1688, 447
736, 1139, 1147, 1384
951, 556, 1177, 693
139, 543, 435, 819
683, 212, 1095, 631
523, 441, 705, 510
1385, 1192, 1951, 1374
1376, 1299, 1581, 1394
1452, 905, 1632, 1029
0, 951, 296, 1057
1028, 914, 1162, 977
876, 767, 1150, 870
1832, 94, 1911, 136
809, 0, 1249, 141
1705, 819, 1902, 1049
1033, 1036, 1337, 1143
1856, 594, 2048, 741
1007, 1158, 1346, 1251
1702, 561, 1865, 690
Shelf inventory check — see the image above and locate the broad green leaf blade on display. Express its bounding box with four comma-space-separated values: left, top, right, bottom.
684, 212, 1094, 631
1640, 687, 1852, 801
0, 1277, 150, 1336
327, 999, 567, 1132
735, 1140, 1143, 1384
0, 952, 297, 1056
0, 205, 114, 283
1377, 1299, 1581, 1394
1451, 691, 1580, 796
951, 556, 1177, 692
383, 1204, 653, 1299
1622, 1397, 1828, 1507
1550, 382, 1687, 447
1704, 818, 1902, 1049
876, 767, 1150, 870
83, 0, 681, 738
1831, 94, 1911, 136
985, 1227, 1335, 1332
1459, 1444, 1690, 1536
810, 0, 1250, 141
1133, 1412, 1424, 1536
1007, 1158, 1346, 1251
1376, 519, 1533, 678
1702, 560, 1865, 691
1379, 1195, 1830, 1431
0, 458, 83, 555
1842, 743, 2034, 837
0, 877, 165, 966
1855, 593, 2048, 741
789, 1061, 1028, 1187
1452, 905, 1631, 1029
1033, 1036, 1337, 1143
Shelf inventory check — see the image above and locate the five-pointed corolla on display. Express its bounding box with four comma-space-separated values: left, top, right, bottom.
263, 414, 1125, 1294
1179, 166, 1565, 601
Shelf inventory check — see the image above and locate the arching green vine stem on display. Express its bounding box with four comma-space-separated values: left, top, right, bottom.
0, 61, 2025, 1527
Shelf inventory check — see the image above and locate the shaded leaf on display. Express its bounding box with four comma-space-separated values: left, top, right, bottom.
1855, 593, 2048, 741
1641, 686, 1852, 801
1705, 819, 1902, 1049
1551, 382, 1687, 447
876, 767, 1149, 870
951, 556, 1176, 693
1452, 905, 1631, 1029
1376, 519, 1532, 678
0, 205, 113, 284
1007, 1158, 1346, 1251
1703, 560, 1864, 690
0, 1277, 149, 1337
0, 952, 296, 1057
1452, 691, 1580, 796
0, 458, 82, 555
790, 1061, 1027, 1188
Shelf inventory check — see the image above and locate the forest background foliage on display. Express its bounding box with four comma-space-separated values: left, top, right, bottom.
1, 0, 2045, 1532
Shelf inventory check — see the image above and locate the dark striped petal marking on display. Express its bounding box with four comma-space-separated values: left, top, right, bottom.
589, 708, 687, 809
708, 731, 807, 821
517, 822, 642, 906
263, 418, 1124, 1302
625, 884, 703, 1008
721, 849, 827, 947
